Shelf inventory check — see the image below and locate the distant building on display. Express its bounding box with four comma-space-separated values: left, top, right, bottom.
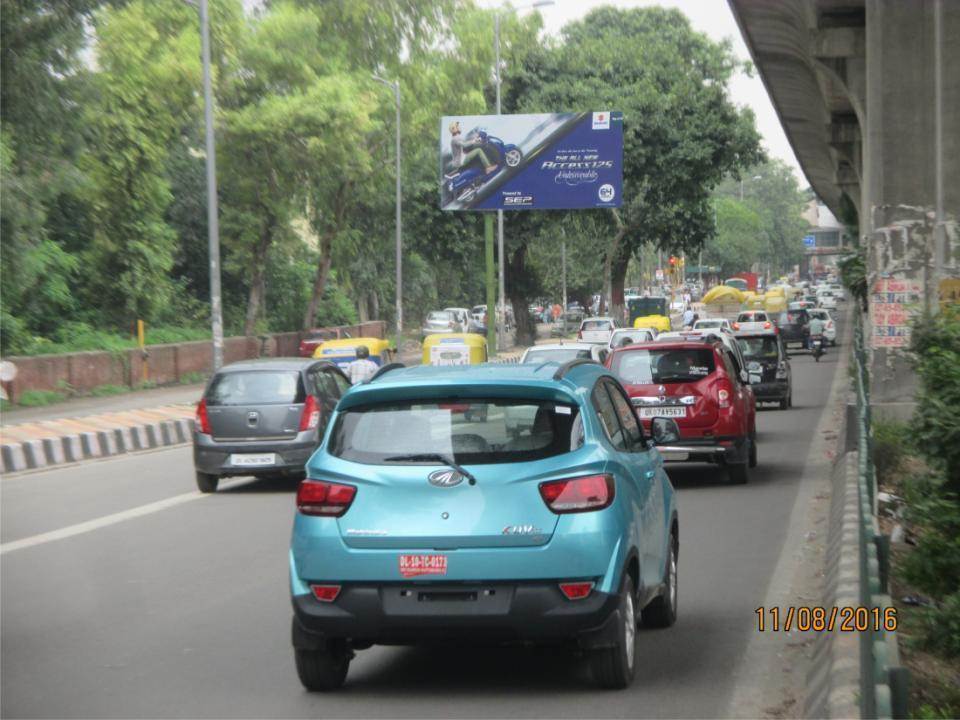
801, 199, 847, 278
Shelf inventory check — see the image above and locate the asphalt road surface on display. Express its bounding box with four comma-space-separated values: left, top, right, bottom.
1, 333, 845, 719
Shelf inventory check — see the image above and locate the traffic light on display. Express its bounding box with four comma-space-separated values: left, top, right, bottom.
669, 256, 677, 267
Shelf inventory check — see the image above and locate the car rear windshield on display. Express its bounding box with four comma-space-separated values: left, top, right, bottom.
737, 312, 766, 322
428, 312, 452, 321
695, 320, 723, 328
736, 336, 780, 361
328, 399, 582, 465
780, 311, 807, 325
522, 348, 591, 363
610, 348, 716, 385
206, 371, 305, 406
581, 320, 612, 330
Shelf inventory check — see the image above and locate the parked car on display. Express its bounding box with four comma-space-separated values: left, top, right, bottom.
421, 310, 459, 339
807, 309, 837, 346
443, 307, 471, 332
298, 328, 352, 358
290, 362, 679, 690
193, 358, 351, 493
605, 338, 757, 483
776, 309, 810, 350
520, 342, 607, 364
607, 328, 656, 351
732, 311, 774, 334
734, 329, 792, 409
578, 316, 621, 344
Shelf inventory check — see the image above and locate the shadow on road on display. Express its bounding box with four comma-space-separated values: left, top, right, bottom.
217, 475, 302, 494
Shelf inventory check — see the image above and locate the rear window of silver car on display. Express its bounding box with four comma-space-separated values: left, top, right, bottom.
328, 399, 582, 465
611, 348, 716, 385
522, 348, 592, 363
206, 371, 305, 406
581, 320, 612, 330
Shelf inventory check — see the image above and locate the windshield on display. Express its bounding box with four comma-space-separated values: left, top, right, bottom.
628, 298, 667, 316
737, 312, 766, 322
611, 330, 651, 346
522, 348, 591, 363
206, 371, 304, 406
427, 311, 452, 322
581, 320, 612, 330
329, 399, 582, 465
736, 336, 779, 361
695, 319, 724, 328
610, 348, 716, 385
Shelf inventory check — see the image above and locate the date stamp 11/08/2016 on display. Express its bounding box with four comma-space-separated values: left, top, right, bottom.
755, 606, 898, 633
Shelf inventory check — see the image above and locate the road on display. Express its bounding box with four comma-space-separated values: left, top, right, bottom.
1, 331, 845, 718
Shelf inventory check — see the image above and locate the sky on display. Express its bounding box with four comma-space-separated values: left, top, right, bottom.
474, 0, 805, 183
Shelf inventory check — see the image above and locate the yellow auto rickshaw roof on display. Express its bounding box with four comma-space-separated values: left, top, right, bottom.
422, 333, 487, 348
314, 337, 391, 355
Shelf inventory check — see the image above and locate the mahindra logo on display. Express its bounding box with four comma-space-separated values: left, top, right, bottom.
428, 469, 463, 488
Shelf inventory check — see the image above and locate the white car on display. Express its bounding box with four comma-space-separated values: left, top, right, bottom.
817, 293, 838, 310
578, 316, 620, 345
519, 342, 607, 365
827, 285, 846, 301
655, 328, 750, 378
808, 309, 837, 345
693, 318, 732, 333
443, 307, 471, 332
607, 328, 655, 351
732, 311, 774, 334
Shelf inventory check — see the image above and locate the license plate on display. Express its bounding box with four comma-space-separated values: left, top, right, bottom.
638, 406, 686, 419
399, 554, 448, 578
229, 453, 276, 467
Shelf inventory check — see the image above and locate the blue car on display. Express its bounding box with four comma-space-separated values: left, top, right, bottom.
289, 360, 679, 690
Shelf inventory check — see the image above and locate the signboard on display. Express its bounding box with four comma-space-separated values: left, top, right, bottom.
803, 235, 816, 247
440, 111, 623, 211
655, 269, 664, 281
870, 278, 922, 348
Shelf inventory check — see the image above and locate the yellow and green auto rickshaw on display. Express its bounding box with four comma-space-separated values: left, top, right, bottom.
313, 337, 394, 371
628, 296, 672, 333
422, 333, 488, 366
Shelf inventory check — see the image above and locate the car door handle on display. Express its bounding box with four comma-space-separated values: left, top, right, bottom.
644, 470, 656, 480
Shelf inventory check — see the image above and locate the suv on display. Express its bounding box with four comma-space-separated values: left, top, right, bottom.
290, 362, 679, 690
734, 330, 792, 409
777, 309, 810, 349
193, 359, 351, 492
605, 339, 757, 483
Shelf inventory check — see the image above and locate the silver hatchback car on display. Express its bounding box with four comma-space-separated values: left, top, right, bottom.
192, 358, 351, 492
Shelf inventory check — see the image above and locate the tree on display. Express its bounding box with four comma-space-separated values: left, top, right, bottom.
701, 198, 764, 277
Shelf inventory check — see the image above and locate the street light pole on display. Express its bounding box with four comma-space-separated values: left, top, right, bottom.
198, 0, 223, 370
373, 75, 402, 355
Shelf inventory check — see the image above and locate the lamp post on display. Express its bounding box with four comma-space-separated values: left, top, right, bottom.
372, 75, 402, 356
494, 0, 553, 350
184, 0, 224, 370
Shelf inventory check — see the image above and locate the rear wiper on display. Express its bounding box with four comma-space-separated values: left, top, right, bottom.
382, 453, 478, 485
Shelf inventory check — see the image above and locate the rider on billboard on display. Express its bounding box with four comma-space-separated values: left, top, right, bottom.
447, 121, 496, 176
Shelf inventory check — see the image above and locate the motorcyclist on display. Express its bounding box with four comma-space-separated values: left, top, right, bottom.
346, 345, 379, 385
808, 315, 826, 352
446, 121, 496, 177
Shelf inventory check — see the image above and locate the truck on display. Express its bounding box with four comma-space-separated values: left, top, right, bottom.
725, 272, 759, 292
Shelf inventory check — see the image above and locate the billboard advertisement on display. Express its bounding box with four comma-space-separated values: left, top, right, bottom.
440, 111, 623, 211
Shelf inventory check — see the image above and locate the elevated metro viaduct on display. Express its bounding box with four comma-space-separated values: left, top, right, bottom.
729, 0, 959, 415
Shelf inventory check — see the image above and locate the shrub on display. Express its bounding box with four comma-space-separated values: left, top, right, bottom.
873, 418, 909, 486
901, 476, 960, 600
919, 590, 960, 658
16, 389, 67, 407
90, 384, 128, 397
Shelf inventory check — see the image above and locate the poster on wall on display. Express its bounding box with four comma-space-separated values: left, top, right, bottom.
870, 278, 922, 348
440, 111, 623, 211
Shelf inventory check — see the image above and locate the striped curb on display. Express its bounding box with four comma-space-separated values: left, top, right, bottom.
1, 413, 194, 475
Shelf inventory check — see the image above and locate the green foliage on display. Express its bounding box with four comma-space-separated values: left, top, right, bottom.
918, 591, 960, 658
6, 323, 209, 356
873, 418, 909, 486
702, 198, 764, 277
90, 384, 128, 397
16, 389, 68, 407
839, 247, 868, 311
911, 305, 960, 489
901, 475, 960, 600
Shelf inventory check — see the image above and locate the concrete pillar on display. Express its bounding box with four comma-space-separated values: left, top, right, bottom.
863, 0, 960, 406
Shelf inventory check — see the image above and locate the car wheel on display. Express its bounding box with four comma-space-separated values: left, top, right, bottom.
195, 470, 219, 493
643, 532, 678, 628
788, 390, 793, 408
748, 433, 758, 468
779, 396, 789, 410
590, 574, 638, 689
505, 148, 522, 167
727, 459, 749, 484
294, 640, 352, 691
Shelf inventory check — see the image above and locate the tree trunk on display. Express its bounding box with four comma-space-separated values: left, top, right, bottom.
507, 244, 536, 347
370, 290, 380, 320
243, 221, 272, 336
602, 209, 629, 318
303, 182, 350, 330
610, 245, 631, 326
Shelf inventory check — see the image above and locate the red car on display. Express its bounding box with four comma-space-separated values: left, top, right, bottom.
605, 338, 757, 484
298, 329, 352, 358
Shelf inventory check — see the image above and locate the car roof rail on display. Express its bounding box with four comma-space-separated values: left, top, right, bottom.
553, 357, 595, 380
366, 362, 405, 383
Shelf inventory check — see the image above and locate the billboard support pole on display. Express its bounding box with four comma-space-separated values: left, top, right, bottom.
485, 214, 497, 354
494, 13, 506, 352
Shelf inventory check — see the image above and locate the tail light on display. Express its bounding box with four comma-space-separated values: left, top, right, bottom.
299, 395, 320, 431
763, 321, 772, 329
732, 322, 740, 330
195, 399, 211, 435
310, 584, 341, 602
776, 362, 788, 379
539, 474, 614, 514
717, 379, 733, 409
559, 581, 595, 600
297, 480, 356, 517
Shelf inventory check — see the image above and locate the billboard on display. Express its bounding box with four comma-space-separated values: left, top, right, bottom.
440, 111, 623, 211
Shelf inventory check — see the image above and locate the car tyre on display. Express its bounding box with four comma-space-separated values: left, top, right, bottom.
727, 459, 749, 484
590, 574, 638, 690
294, 640, 351, 692
195, 470, 219, 493
643, 532, 678, 628
748, 433, 758, 468
779, 395, 789, 410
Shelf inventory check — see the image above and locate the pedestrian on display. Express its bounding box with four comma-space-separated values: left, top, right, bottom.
346, 345, 379, 385
682, 307, 695, 328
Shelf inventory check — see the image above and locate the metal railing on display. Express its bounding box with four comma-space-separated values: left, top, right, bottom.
852, 311, 909, 719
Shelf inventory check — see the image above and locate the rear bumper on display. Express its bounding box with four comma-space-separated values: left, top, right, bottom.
750, 380, 789, 401
193, 433, 316, 477
291, 581, 622, 649
657, 435, 748, 464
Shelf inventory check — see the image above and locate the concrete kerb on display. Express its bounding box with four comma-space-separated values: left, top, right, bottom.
1, 417, 196, 476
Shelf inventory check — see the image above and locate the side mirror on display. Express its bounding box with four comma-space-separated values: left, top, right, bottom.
651, 417, 681, 445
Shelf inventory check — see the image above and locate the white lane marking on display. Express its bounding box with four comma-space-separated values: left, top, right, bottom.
0, 477, 251, 555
